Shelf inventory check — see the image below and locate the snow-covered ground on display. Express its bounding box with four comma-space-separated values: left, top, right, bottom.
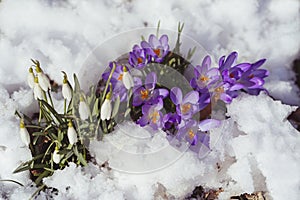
0, 0, 299, 199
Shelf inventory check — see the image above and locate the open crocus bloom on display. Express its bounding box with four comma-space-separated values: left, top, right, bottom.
141, 34, 169, 63
170, 87, 199, 120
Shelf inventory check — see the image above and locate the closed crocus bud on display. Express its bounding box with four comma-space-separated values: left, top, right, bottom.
36, 65, 51, 92
100, 93, 112, 120
79, 96, 90, 120
53, 147, 61, 164
62, 75, 72, 101
122, 66, 134, 89
33, 77, 43, 100
19, 120, 30, 146
27, 67, 35, 88
67, 121, 78, 145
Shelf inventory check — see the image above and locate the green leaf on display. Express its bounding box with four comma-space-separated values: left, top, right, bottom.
73, 74, 81, 93
34, 170, 51, 185
92, 98, 99, 116
39, 100, 64, 124
111, 96, 120, 118
0, 179, 24, 187
73, 146, 87, 166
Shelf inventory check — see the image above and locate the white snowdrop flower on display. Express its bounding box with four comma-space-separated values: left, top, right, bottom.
122, 66, 134, 89
27, 67, 35, 88
62, 75, 72, 101
67, 121, 78, 145
19, 120, 30, 146
36, 65, 51, 92
33, 77, 43, 100
79, 96, 90, 120
53, 147, 61, 164
100, 93, 112, 120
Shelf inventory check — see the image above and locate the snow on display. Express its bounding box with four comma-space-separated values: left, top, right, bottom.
0, 0, 299, 199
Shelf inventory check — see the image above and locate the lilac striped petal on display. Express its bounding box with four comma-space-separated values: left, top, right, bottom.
183, 91, 199, 104
149, 34, 160, 48
199, 119, 221, 131
170, 87, 182, 105
159, 35, 168, 46
145, 72, 156, 89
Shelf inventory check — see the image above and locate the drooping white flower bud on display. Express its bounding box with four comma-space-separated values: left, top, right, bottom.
79, 96, 90, 120
67, 121, 78, 145
122, 66, 134, 89
62, 74, 72, 101
19, 120, 30, 146
100, 93, 112, 120
53, 147, 61, 164
36, 65, 51, 92
33, 77, 43, 100
27, 67, 35, 88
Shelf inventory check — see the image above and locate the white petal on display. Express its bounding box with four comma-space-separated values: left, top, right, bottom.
38, 72, 51, 91
79, 101, 90, 120
100, 99, 112, 120
33, 83, 43, 100
53, 150, 61, 164
27, 73, 34, 88
67, 126, 78, 145
62, 83, 72, 100
20, 127, 30, 146
123, 71, 134, 89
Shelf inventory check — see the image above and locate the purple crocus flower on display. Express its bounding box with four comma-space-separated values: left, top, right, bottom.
176, 119, 220, 146
128, 45, 149, 69
190, 55, 220, 92
162, 113, 181, 134
132, 72, 168, 106
137, 98, 164, 130
170, 87, 199, 120
218, 51, 238, 73
141, 34, 169, 63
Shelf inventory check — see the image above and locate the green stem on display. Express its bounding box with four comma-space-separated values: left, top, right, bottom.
64, 99, 67, 115
47, 90, 54, 108
101, 62, 116, 104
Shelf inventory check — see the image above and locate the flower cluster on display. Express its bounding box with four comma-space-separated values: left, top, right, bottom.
98, 33, 269, 151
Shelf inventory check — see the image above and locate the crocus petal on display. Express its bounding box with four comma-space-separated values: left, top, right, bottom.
145, 72, 157, 89
221, 52, 237, 71
183, 91, 199, 104
199, 119, 221, 131
158, 88, 169, 98
201, 55, 211, 71
170, 87, 183, 105
235, 63, 251, 72
220, 93, 232, 104
159, 35, 168, 46
252, 59, 266, 70
149, 34, 160, 48
137, 115, 149, 127
229, 83, 244, 91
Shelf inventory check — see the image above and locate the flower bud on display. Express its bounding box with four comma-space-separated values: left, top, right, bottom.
53, 147, 61, 164
122, 66, 134, 89
36, 65, 51, 92
19, 120, 30, 146
100, 93, 112, 120
67, 121, 78, 145
79, 96, 90, 120
27, 67, 35, 88
62, 76, 72, 101
33, 77, 43, 100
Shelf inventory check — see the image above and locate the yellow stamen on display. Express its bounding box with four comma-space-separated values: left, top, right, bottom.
137, 57, 143, 64
199, 75, 209, 83
181, 103, 191, 114
150, 111, 159, 124
118, 74, 123, 81
153, 49, 161, 56
140, 89, 149, 100
188, 129, 195, 139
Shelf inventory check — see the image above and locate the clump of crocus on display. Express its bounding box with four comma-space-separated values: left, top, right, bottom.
19, 119, 30, 146
141, 34, 169, 63
67, 121, 78, 145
